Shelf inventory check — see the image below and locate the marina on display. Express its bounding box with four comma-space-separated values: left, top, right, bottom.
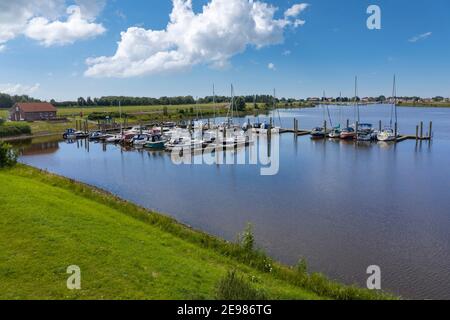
15, 105, 450, 300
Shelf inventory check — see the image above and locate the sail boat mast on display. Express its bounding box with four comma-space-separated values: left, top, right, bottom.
355, 76, 360, 123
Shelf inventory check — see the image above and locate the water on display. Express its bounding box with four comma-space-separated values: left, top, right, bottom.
16, 105, 450, 299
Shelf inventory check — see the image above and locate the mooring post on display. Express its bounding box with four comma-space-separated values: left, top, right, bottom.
346, 119, 349, 128
379, 120, 382, 132
429, 121, 433, 139
420, 121, 423, 139
86, 120, 89, 133
324, 120, 327, 136
394, 122, 398, 141
416, 125, 419, 140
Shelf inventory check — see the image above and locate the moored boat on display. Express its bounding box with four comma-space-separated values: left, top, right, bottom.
377, 127, 397, 142
310, 127, 326, 139
340, 127, 356, 140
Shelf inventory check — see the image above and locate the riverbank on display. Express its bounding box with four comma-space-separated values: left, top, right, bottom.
1, 103, 315, 141
0, 165, 394, 300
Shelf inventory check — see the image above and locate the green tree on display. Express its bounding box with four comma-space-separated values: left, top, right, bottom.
235, 97, 246, 112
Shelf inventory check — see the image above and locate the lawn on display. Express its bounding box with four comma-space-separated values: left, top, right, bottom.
0, 165, 322, 300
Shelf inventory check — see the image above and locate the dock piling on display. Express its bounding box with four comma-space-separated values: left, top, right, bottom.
429, 121, 433, 139
420, 121, 424, 139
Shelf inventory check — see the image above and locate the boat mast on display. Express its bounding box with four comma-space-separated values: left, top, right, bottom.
393, 74, 397, 127
213, 84, 216, 124
339, 91, 342, 127
389, 75, 397, 128
274, 88, 282, 127
119, 100, 123, 135
355, 76, 360, 123
324, 90, 333, 128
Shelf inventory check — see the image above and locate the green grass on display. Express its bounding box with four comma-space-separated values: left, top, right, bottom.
0, 165, 323, 300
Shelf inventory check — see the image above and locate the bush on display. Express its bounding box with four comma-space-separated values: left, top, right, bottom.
0, 122, 31, 137
87, 112, 132, 121
0, 142, 17, 168
240, 223, 255, 252
215, 270, 267, 300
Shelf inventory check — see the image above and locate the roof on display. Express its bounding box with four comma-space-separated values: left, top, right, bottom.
14, 102, 57, 113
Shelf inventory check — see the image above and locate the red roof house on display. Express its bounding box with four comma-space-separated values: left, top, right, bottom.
9, 102, 57, 121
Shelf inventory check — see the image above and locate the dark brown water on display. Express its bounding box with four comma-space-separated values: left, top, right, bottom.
16, 105, 450, 299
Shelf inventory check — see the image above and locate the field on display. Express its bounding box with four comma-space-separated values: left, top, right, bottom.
0, 165, 393, 300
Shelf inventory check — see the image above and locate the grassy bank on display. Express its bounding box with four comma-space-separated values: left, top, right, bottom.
0, 165, 394, 300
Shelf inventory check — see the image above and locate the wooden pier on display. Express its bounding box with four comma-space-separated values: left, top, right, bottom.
277, 118, 433, 143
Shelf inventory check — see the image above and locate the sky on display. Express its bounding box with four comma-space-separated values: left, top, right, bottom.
0, 0, 449, 101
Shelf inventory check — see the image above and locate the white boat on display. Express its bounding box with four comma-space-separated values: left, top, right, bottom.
105, 135, 123, 143
377, 128, 397, 142
132, 134, 151, 147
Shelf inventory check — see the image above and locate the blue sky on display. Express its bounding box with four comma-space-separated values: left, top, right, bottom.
0, 0, 449, 100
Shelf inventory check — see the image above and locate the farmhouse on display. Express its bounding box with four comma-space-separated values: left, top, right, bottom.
9, 102, 57, 121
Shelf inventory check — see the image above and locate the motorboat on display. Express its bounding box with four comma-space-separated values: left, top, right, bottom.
310, 127, 326, 139
340, 127, 356, 140
328, 126, 341, 139
132, 134, 151, 147
144, 134, 167, 150
105, 134, 123, 143
63, 129, 87, 139
357, 123, 374, 141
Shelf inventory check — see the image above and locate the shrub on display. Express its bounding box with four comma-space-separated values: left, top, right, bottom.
296, 257, 308, 275
0, 142, 18, 168
0, 123, 31, 137
240, 223, 255, 252
215, 270, 267, 300
87, 112, 132, 121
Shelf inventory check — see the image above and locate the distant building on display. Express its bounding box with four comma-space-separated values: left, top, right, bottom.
9, 102, 57, 121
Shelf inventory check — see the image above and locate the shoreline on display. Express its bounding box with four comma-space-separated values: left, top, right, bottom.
0, 164, 395, 300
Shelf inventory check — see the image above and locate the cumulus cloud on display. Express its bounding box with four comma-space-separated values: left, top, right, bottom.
0, 83, 41, 95
268, 63, 276, 71
0, 0, 105, 47
284, 3, 309, 17
85, 0, 309, 78
408, 32, 432, 43
25, 6, 106, 46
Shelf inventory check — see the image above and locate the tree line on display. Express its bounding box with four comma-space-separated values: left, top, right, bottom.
0, 93, 41, 109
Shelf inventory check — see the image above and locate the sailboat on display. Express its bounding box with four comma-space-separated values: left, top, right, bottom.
340, 78, 358, 140
328, 92, 342, 138
310, 91, 328, 139
377, 75, 399, 142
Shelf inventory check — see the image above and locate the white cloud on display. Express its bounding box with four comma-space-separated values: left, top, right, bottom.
284, 3, 309, 18
25, 6, 106, 47
408, 32, 432, 43
85, 0, 309, 78
0, 0, 105, 47
0, 45, 6, 52
0, 83, 41, 96
268, 63, 276, 71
